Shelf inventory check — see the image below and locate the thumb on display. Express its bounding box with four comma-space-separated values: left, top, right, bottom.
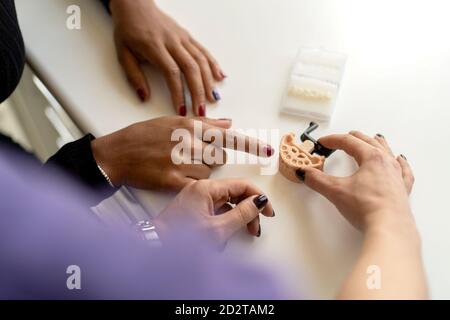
221, 194, 268, 239
297, 167, 341, 199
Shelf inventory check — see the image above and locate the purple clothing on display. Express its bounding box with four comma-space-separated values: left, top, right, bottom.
0, 148, 280, 299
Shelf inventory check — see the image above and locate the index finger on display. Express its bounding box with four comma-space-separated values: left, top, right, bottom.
200, 121, 274, 158
209, 179, 274, 218
319, 134, 374, 165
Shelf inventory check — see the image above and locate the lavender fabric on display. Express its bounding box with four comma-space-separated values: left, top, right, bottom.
0, 148, 281, 299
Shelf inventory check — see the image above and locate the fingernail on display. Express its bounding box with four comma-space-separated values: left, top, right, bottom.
376, 133, 384, 139
296, 169, 306, 182
220, 71, 227, 79
263, 146, 274, 157
199, 104, 206, 117
218, 118, 232, 122
137, 88, 146, 102
400, 154, 407, 161
212, 89, 221, 101
257, 224, 261, 237
272, 210, 276, 217
253, 194, 268, 210
179, 105, 187, 116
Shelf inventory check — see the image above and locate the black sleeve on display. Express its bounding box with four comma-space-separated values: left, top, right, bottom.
45, 134, 117, 204
100, 0, 111, 13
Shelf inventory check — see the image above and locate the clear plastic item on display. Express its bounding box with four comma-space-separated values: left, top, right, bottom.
281, 48, 347, 122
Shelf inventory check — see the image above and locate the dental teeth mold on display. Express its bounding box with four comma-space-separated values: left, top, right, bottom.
279, 133, 325, 183
281, 48, 347, 122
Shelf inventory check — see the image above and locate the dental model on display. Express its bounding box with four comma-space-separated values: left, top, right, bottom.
281, 48, 347, 122
279, 122, 335, 183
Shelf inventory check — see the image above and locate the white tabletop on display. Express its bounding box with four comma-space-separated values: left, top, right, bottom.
16, 0, 450, 298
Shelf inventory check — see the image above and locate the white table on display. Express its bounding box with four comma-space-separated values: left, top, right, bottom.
16, 0, 450, 299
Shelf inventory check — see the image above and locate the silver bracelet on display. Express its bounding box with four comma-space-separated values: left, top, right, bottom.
96, 164, 116, 188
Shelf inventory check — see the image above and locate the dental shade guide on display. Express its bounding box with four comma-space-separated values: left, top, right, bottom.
281, 48, 347, 122
279, 122, 335, 183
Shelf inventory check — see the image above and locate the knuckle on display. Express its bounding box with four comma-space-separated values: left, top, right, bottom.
194, 54, 208, 65
236, 202, 255, 224
183, 118, 196, 129
368, 148, 385, 162
166, 65, 181, 78
184, 61, 200, 73
392, 159, 402, 171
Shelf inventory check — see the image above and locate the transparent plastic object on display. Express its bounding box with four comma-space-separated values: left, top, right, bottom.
281, 48, 347, 122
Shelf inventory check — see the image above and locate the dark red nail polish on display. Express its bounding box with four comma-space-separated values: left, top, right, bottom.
179, 105, 187, 116
199, 104, 206, 117
263, 146, 274, 157
137, 88, 146, 102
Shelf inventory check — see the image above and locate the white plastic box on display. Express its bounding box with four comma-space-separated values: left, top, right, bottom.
281, 48, 347, 122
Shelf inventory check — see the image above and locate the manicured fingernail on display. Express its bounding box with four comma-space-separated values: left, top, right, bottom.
137, 88, 146, 102
212, 88, 221, 101
199, 104, 206, 117
220, 71, 227, 79
257, 224, 261, 237
272, 210, 276, 217
179, 105, 187, 116
218, 118, 232, 122
400, 154, 407, 161
253, 194, 268, 210
263, 146, 274, 157
376, 133, 384, 139
296, 169, 306, 182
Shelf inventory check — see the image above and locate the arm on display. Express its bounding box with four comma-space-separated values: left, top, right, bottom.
48, 116, 273, 203
45, 134, 116, 204
299, 131, 427, 299
338, 213, 426, 299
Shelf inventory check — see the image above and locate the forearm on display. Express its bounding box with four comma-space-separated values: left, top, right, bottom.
45, 134, 117, 205
338, 210, 428, 300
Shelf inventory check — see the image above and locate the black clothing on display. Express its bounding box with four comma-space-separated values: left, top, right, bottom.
0, 0, 116, 202
0, 0, 25, 102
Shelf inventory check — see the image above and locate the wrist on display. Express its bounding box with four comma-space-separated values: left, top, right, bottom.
364, 207, 420, 241
109, 0, 156, 15
91, 136, 123, 187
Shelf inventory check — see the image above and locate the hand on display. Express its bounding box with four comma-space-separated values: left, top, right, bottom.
91, 116, 274, 191
154, 179, 275, 246
109, 0, 225, 116
297, 131, 415, 232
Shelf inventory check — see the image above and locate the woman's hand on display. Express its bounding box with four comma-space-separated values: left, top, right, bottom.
298, 132, 427, 299
109, 0, 225, 116
297, 131, 415, 232
91, 116, 274, 191
154, 179, 275, 246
